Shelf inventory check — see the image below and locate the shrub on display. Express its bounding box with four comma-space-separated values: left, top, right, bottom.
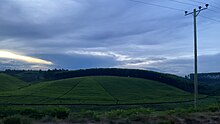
41, 115, 58, 123
43, 107, 70, 119
3, 116, 21, 124
20, 108, 43, 119
68, 110, 101, 122
167, 107, 198, 115
106, 108, 152, 119
208, 104, 220, 112
158, 120, 174, 124
20, 108, 37, 115
3, 115, 32, 124
0, 107, 20, 118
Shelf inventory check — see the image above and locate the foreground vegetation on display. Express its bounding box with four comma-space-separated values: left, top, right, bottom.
0, 103, 220, 124
1, 69, 220, 123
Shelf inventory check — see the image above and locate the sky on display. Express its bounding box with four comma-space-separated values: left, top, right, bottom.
0, 0, 220, 76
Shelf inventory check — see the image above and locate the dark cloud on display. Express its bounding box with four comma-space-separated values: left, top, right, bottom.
0, 58, 52, 70
32, 53, 118, 69
0, 0, 219, 75
198, 53, 220, 73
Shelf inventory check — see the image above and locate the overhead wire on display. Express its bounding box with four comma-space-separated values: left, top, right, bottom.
129, 0, 220, 24
200, 15, 220, 23
169, 0, 218, 14
174, 0, 220, 16
190, 0, 206, 4
169, 0, 197, 6
170, 0, 220, 16
207, 9, 220, 15
170, 0, 220, 14
190, 0, 220, 10
128, 0, 185, 12
128, 0, 220, 105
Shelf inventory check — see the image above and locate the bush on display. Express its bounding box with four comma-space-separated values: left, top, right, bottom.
0, 106, 71, 120
158, 120, 174, 124
20, 108, 37, 116
41, 115, 58, 123
68, 110, 101, 123
167, 107, 198, 115
208, 104, 220, 112
20, 108, 43, 119
3, 116, 21, 124
3, 115, 31, 124
106, 108, 152, 119
43, 107, 70, 119
0, 107, 20, 118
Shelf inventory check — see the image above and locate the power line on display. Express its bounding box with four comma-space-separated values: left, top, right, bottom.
210, 6, 220, 10
169, 0, 220, 15
182, 1, 220, 15
128, 0, 220, 24
200, 15, 220, 23
169, 0, 197, 6
208, 9, 220, 15
129, 0, 220, 24
128, 0, 185, 12
170, 0, 220, 14
190, 0, 220, 10
190, 0, 205, 4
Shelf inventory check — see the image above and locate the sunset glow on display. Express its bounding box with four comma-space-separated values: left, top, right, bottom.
0, 51, 53, 65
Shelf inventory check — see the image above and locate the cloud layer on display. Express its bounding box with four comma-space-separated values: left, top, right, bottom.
0, 51, 52, 65
0, 0, 220, 75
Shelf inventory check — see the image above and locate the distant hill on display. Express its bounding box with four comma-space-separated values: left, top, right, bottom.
4, 68, 210, 94
190, 72, 220, 95
0, 73, 27, 92
0, 76, 194, 104
190, 72, 220, 81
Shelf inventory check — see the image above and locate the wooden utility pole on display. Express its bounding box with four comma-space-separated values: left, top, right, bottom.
185, 4, 208, 109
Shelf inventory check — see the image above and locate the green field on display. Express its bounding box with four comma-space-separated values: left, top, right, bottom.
1, 75, 220, 124
0, 76, 195, 104
0, 73, 26, 92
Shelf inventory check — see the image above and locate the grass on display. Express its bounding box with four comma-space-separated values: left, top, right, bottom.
0, 76, 196, 105
0, 73, 219, 123
1, 104, 220, 124
0, 73, 26, 92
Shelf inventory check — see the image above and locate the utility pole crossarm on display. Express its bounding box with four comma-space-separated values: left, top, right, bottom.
185, 4, 208, 109
185, 4, 209, 16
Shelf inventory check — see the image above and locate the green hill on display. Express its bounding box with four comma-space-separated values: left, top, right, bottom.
0, 76, 195, 104
0, 73, 26, 92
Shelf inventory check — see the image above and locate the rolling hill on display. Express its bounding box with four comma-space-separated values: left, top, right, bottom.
4, 68, 196, 93
0, 73, 27, 92
0, 76, 195, 105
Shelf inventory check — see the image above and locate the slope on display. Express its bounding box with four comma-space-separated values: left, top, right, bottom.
0, 73, 26, 92
0, 76, 194, 104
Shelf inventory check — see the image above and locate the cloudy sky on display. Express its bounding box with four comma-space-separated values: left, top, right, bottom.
0, 0, 220, 76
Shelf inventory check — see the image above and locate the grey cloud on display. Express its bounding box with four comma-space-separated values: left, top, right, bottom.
0, 58, 52, 70
147, 53, 220, 76
0, 0, 219, 76
198, 53, 220, 73
32, 53, 118, 69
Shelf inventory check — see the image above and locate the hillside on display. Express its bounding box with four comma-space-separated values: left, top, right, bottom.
3, 68, 196, 93
190, 73, 220, 95
0, 73, 26, 92
0, 76, 194, 105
